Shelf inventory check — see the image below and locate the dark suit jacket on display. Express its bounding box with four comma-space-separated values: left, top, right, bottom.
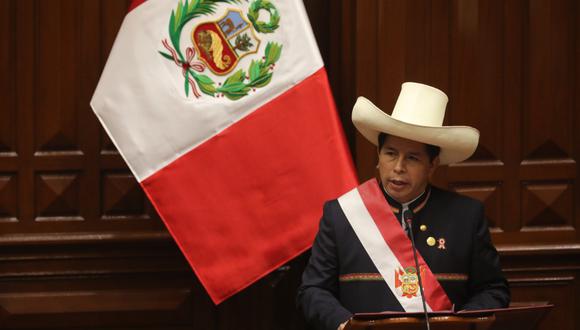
297, 185, 510, 330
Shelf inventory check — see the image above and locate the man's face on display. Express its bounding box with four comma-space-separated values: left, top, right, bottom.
377, 135, 439, 203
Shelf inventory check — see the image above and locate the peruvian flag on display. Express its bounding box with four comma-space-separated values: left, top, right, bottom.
91, 0, 357, 304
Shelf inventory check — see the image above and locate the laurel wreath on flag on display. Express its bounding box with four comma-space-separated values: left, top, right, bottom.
247, 0, 280, 33
158, 0, 282, 100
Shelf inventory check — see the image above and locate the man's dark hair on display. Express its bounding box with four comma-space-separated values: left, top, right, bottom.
378, 132, 440, 162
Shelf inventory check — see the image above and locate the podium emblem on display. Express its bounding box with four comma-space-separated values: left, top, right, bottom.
395, 266, 425, 298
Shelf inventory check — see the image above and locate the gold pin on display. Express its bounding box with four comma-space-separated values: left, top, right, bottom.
427, 237, 436, 246
420, 225, 427, 232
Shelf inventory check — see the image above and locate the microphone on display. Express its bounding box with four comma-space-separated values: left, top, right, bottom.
403, 209, 430, 330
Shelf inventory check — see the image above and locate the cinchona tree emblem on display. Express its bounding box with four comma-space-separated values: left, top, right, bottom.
159, 0, 282, 100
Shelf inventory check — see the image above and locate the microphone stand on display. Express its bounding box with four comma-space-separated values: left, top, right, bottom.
404, 211, 430, 330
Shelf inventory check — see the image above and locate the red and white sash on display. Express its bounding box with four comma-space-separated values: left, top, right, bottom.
337, 179, 452, 311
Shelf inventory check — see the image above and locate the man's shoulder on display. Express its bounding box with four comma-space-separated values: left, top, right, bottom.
427, 186, 485, 230
318, 198, 355, 237
322, 198, 341, 211
321, 198, 351, 221
430, 185, 484, 209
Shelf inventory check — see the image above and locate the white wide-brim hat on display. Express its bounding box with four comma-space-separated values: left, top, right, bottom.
352, 82, 480, 165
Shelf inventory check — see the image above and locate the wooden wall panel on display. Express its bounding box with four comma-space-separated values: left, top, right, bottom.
35, 172, 82, 220
101, 171, 148, 219
0, 174, 17, 222
0, 0, 18, 227
450, 0, 504, 162
524, 0, 575, 161
509, 275, 576, 330
501, 245, 580, 330
453, 184, 502, 229
0, 239, 211, 329
446, 0, 506, 233
1, 0, 166, 238
0, 0, 17, 155
521, 182, 574, 228
35, 0, 79, 152
517, 0, 578, 242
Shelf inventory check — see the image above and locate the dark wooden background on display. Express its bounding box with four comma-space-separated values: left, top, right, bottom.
1, 0, 579, 329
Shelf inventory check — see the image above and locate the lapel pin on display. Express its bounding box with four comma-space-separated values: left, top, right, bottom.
438, 238, 446, 249
426, 237, 436, 246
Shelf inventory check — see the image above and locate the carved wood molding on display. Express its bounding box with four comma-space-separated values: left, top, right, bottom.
0, 288, 192, 314
0, 231, 173, 246
497, 243, 580, 257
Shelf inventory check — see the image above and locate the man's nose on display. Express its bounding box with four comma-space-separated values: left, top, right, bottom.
393, 156, 406, 173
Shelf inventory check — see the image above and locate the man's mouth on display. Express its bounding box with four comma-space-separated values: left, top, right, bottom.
389, 179, 409, 192
389, 179, 408, 189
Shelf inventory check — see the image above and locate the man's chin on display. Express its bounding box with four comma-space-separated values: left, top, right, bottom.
386, 183, 409, 196
385, 189, 413, 204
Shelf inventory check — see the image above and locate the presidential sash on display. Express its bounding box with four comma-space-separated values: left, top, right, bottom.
337, 179, 452, 312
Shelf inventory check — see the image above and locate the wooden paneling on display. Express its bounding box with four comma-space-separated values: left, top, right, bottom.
34, 0, 79, 153
1, 0, 166, 238
0, 174, 18, 221
0, 241, 202, 329
101, 171, 148, 218
509, 276, 575, 330
0, 1, 17, 155
450, 0, 504, 162
34, 172, 82, 220
524, 0, 575, 160
501, 245, 580, 330
452, 184, 502, 230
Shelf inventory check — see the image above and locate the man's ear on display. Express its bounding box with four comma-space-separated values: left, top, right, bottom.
429, 156, 440, 177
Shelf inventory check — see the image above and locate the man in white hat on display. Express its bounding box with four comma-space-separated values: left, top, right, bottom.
297, 83, 510, 330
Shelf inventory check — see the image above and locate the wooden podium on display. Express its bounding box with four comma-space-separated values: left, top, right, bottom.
344, 304, 553, 330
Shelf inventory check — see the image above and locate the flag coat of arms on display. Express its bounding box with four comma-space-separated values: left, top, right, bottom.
91, 0, 358, 304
